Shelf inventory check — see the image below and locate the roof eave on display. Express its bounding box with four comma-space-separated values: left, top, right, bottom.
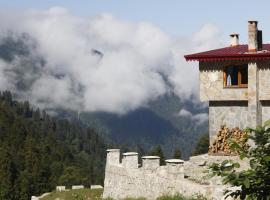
184, 54, 270, 62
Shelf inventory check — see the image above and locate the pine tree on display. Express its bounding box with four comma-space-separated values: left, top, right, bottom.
173, 148, 182, 159
192, 133, 209, 156
150, 145, 165, 165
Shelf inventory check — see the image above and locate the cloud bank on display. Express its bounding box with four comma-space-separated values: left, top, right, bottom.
0, 7, 223, 114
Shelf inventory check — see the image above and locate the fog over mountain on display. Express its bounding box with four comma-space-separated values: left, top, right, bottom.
0, 7, 223, 118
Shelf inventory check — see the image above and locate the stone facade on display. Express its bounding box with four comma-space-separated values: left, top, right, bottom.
199, 61, 248, 101
258, 61, 270, 100
261, 101, 270, 123
209, 101, 248, 143
103, 149, 240, 200
200, 60, 270, 143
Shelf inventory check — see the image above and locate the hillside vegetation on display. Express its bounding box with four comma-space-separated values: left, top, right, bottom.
0, 91, 106, 200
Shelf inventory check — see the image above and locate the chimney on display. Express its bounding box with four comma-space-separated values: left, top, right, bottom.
248, 21, 258, 52
257, 30, 263, 51
230, 33, 239, 46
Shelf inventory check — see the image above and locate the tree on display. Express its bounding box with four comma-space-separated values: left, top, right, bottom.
209, 120, 270, 199
150, 145, 165, 165
192, 133, 209, 156
173, 148, 182, 159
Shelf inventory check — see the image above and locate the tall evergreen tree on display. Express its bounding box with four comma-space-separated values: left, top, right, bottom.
173, 148, 182, 159
150, 145, 165, 165
192, 133, 209, 156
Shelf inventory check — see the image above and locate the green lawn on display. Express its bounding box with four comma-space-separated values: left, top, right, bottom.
40, 188, 103, 200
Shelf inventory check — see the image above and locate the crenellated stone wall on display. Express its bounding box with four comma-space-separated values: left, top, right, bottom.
103, 149, 238, 200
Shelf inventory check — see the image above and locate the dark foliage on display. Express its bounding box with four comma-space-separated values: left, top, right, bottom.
0, 91, 106, 200
173, 148, 182, 159
192, 133, 209, 156
150, 145, 166, 165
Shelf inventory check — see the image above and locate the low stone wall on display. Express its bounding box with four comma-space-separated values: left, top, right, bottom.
72, 185, 84, 190
103, 149, 238, 200
56, 186, 66, 192
91, 185, 103, 189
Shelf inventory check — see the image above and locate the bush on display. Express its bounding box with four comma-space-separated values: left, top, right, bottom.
208, 120, 270, 199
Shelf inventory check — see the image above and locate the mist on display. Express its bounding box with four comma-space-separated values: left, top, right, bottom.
0, 7, 223, 114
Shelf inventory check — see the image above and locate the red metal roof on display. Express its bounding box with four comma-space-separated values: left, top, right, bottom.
184, 44, 270, 62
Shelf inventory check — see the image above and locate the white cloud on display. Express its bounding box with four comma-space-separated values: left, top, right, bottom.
177, 108, 208, 125
178, 109, 192, 117
192, 113, 208, 125
0, 7, 223, 114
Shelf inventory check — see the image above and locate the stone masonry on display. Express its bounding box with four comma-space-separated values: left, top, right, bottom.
201, 60, 270, 143
103, 149, 243, 200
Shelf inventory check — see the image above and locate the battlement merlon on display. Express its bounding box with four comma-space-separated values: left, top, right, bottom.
142, 156, 160, 169
106, 149, 120, 166
166, 159, 185, 179
122, 152, 139, 168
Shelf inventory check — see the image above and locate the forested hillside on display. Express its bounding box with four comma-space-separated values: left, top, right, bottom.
0, 91, 106, 200
77, 94, 208, 159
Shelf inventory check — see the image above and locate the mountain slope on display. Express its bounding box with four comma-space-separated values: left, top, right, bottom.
75, 94, 208, 159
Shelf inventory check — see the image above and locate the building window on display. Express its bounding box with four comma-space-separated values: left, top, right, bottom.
224, 65, 248, 88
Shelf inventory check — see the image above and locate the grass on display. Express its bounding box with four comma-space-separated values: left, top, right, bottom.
40, 189, 206, 200
157, 193, 207, 200
40, 188, 103, 200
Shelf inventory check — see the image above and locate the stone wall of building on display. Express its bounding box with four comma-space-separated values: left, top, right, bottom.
199, 61, 248, 101
200, 60, 270, 142
209, 101, 248, 144
258, 61, 270, 100
261, 101, 270, 123
103, 149, 236, 200
200, 60, 270, 106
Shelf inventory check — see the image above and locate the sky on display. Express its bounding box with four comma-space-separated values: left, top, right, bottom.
1, 0, 270, 42
0, 1, 269, 118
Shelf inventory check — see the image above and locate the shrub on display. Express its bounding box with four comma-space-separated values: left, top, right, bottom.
208, 120, 270, 199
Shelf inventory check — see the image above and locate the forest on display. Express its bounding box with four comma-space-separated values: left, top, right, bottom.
0, 91, 107, 200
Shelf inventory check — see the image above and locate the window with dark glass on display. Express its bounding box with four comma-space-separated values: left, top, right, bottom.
224, 64, 248, 87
